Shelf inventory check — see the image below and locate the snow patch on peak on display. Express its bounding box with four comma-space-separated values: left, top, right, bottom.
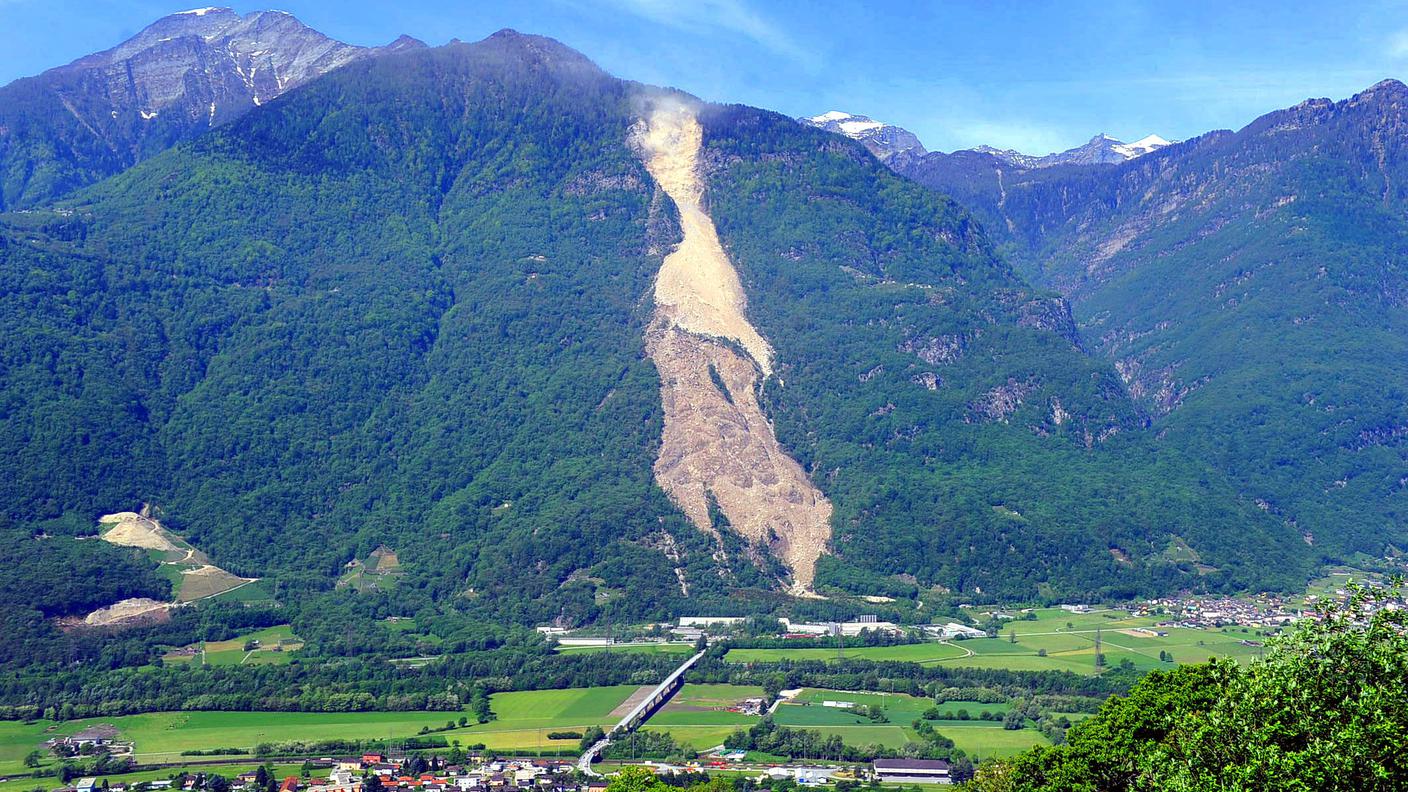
176, 7, 226, 15
1131, 134, 1170, 147
1111, 134, 1172, 158
838, 119, 884, 135
800, 110, 927, 162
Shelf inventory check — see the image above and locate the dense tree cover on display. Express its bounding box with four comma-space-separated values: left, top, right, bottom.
698, 104, 1307, 600
0, 631, 690, 717
900, 79, 1408, 568
965, 585, 1408, 791
725, 716, 959, 762
0, 530, 169, 616
0, 613, 1130, 718
0, 32, 787, 664
695, 655, 1135, 700
0, 28, 1328, 685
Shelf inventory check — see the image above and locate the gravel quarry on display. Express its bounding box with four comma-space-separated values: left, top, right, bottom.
636, 99, 832, 592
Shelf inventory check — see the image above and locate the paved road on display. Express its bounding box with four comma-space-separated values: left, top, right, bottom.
577, 647, 707, 775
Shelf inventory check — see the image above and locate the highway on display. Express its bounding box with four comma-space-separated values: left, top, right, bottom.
577, 646, 707, 775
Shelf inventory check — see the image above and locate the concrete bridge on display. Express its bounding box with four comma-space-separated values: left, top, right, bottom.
577, 647, 707, 775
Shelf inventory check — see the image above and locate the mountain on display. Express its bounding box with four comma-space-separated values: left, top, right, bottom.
800, 110, 1170, 171
799, 111, 926, 162
896, 78, 1408, 563
0, 7, 424, 210
976, 133, 1173, 168
0, 24, 1314, 655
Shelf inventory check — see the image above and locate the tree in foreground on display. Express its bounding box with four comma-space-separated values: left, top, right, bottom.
963, 582, 1408, 791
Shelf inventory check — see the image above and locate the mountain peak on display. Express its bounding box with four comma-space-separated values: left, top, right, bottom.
1356, 78, 1408, 102
476, 28, 601, 70
799, 111, 926, 162
383, 34, 428, 52
969, 132, 1172, 169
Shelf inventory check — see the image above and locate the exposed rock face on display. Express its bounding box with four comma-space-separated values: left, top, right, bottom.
0, 8, 425, 208
636, 99, 832, 591
68, 8, 385, 122
799, 111, 926, 163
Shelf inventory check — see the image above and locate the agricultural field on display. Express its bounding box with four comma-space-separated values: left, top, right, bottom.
1304, 566, 1382, 601
0, 688, 641, 771
937, 721, 1050, 759
643, 684, 766, 750
935, 608, 1270, 675
338, 546, 403, 592
770, 689, 1046, 760
0, 711, 468, 766
725, 642, 969, 665
722, 608, 1270, 676
162, 625, 303, 667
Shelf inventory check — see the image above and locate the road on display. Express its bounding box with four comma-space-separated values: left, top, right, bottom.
577, 647, 707, 775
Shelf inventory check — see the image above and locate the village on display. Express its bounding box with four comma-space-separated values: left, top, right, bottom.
49, 752, 956, 792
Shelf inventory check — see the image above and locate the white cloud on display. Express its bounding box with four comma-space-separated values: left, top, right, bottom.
594, 0, 814, 67
1389, 29, 1408, 59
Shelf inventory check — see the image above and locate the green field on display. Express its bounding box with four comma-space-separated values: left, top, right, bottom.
767, 689, 1049, 760
721, 607, 1267, 675
720, 609, 1268, 676
936, 721, 1050, 759
642, 684, 766, 750
162, 625, 302, 667
928, 700, 1010, 718
651, 684, 764, 729
487, 686, 639, 726
936, 608, 1270, 675
0, 687, 641, 773
726, 642, 969, 665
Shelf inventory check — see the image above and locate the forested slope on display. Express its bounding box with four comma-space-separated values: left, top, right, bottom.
899, 79, 1408, 561
0, 32, 1314, 663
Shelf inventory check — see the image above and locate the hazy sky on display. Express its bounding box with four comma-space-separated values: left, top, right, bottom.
3, 0, 1407, 154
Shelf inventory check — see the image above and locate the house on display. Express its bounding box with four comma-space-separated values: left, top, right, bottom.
76, 778, 98, 792
280, 777, 300, 792
873, 758, 952, 785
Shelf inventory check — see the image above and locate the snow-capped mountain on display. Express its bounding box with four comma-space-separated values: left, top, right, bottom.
800, 111, 926, 162
974, 133, 1172, 168
801, 109, 1170, 171
0, 7, 424, 209
63, 7, 425, 125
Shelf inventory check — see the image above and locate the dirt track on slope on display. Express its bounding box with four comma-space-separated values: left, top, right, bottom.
636, 99, 832, 591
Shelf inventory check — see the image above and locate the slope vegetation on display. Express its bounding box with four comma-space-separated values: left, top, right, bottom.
900, 79, 1408, 561
0, 31, 1311, 644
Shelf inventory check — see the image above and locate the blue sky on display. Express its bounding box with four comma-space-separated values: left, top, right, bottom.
2, 0, 1407, 154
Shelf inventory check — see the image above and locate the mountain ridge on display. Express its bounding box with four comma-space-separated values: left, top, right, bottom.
0, 25, 1311, 647
894, 75, 1408, 563
0, 7, 424, 210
